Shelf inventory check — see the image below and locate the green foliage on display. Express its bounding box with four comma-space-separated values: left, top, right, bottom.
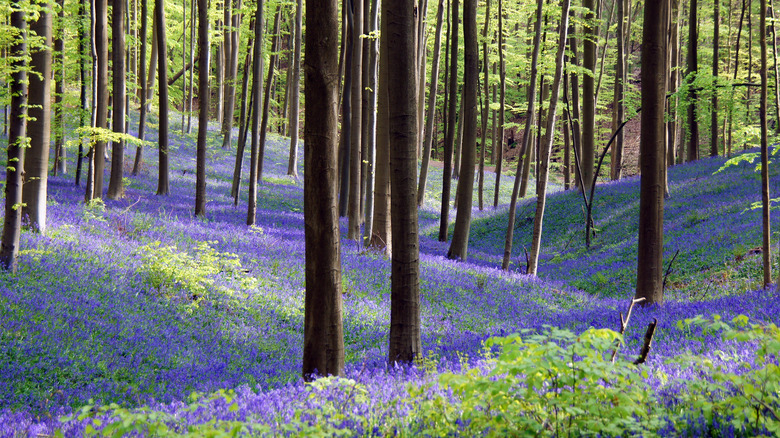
65, 126, 152, 152
413, 326, 666, 437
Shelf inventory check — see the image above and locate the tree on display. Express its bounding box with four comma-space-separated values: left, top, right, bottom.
635, 0, 669, 305
302, 0, 345, 379
24, 0, 53, 232
155, 0, 170, 195
527, 0, 571, 276
133, 0, 149, 176
362, 0, 380, 247
90, 0, 109, 200
447, 0, 477, 262
581, 0, 597, 191
711, 0, 720, 157
1, 3, 27, 272
492, 0, 505, 208
387, 0, 422, 364
287, 0, 303, 177
195, 0, 210, 217
347, 0, 363, 242
246, 0, 264, 226
760, 0, 771, 287
611, 0, 626, 180
438, 0, 459, 242
52, 0, 66, 177
107, 0, 126, 200
370, 3, 391, 254
220, 0, 241, 149
686, 0, 700, 162
256, 6, 282, 184
478, 0, 491, 211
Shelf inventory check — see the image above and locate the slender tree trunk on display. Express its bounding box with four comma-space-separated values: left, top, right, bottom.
527, 0, 570, 276
246, 0, 264, 225
195, 0, 210, 217
338, 9, 353, 217
221, 0, 242, 149
256, 7, 282, 184
76, 0, 88, 185
611, 0, 626, 180
447, 0, 477, 261
363, 0, 380, 246
760, 0, 772, 287
287, 0, 303, 176
478, 0, 491, 211
502, 0, 542, 271
370, 3, 391, 254
567, 14, 583, 188
231, 21, 254, 201
108, 0, 126, 199
92, 0, 109, 199
493, 19, 506, 210
581, 0, 597, 191
302, 0, 345, 380
711, 0, 720, 156
24, 2, 52, 232
156, 0, 170, 195
687, 0, 699, 162
187, 0, 195, 133
347, 0, 363, 241
667, 0, 681, 167
439, 0, 459, 242
771, 0, 780, 133
53, 0, 66, 176
418, 0, 446, 206
133, 0, 149, 175
635, 0, 668, 305
387, 0, 421, 365
2, 4, 27, 272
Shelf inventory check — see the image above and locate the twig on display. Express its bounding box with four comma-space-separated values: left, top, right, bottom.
120, 196, 142, 215
750, 394, 780, 421
610, 297, 646, 363
523, 245, 530, 274
662, 250, 681, 292
634, 318, 658, 365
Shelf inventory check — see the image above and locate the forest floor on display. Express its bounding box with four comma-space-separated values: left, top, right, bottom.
0, 110, 779, 436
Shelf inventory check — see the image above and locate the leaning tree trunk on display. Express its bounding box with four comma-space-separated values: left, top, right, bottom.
195, 0, 210, 217
447, 0, 478, 262
501, 0, 543, 271
417, 0, 446, 207
287, 0, 303, 176
107, 0, 126, 200
24, 3, 52, 232
302, 0, 345, 380
526, 0, 570, 276
438, 0, 459, 242
1, 4, 27, 272
387, 0, 422, 365
635, 0, 668, 305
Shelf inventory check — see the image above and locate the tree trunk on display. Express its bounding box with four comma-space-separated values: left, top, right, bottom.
53, 0, 66, 176
256, 6, 282, 184
76, 0, 89, 185
492, 17, 506, 210
24, 3, 52, 232
347, 0, 363, 241
478, 0, 491, 211
711, 0, 720, 157
338, 9, 353, 217
611, 0, 626, 180
387, 0, 422, 365
302, 0, 345, 380
667, 0, 681, 167
686, 0, 699, 162
156, 0, 170, 195
108, 0, 126, 199
635, 0, 668, 305
221, 0, 242, 149
447, 0, 477, 261
760, 0, 772, 287
370, 5, 392, 254
246, 0, 264, 226
527, 0, 570, 276
502, 0, 542, 271
287, 0, 303, 176
91, 0, 109, 199
581, 0, 597, 191
770, 0, 780, 133
231, 21, 254, 202
187, 0, 196, 133
363, 0, 379, 246
438, 0, 459, 242
567, 13, 583, 188
1, 4, 27, 272
195, 0, 210, 217
133, 0, 149, 175
418, 0, 446, 207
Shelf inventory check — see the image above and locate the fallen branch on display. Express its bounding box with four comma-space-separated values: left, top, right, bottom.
611, 297, 645, 363
634, 318, 658, 365
662, 249, 680, 292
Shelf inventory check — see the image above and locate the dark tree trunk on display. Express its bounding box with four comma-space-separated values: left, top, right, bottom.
760, 0, 771, 286
711, 0, 720, 157
635, 0, 669, 305
91, 0, 109, 199
1, 4, 27, 272
438, 0, 459, 242
221, 0, 242, 149
302, 0, 345, 380
246, 0, 264, 226
611, 0, 626, 180
231, 20, 255, 202
347, 0, 363, 241
256, 6, 282, 184
370, 5, 391, 254
478, 0, 491, 211
447, 0, 478, 261
76, 0, 89, 185
195, 0, 210, 217
108, 0, 126, 199
338, 4, 353, 218
581, 0, 597, 191
686, 0, 699, 162
287, 0, 303, 176
493, 0, 505, 208
53, 0, 66, 176
24, 2, 52, 232
386, 0, 422, 365
133, 0, 149, 175
156, 0, 170, 195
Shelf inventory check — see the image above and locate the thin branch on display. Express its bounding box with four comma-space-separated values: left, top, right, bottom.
634, 318, 658, 365
662, 249, 681, 292
610, 297, 646, 363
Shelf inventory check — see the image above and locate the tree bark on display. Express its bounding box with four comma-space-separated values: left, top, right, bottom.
347, 0, 363, 241
53, 0, 66, 176
370, 4, 392, 254
711, 0, 720, 157
447, 0, 478, 261
155, 0, 170, 195
478, 0, 491, 211
91, 0, 109, 199
760, 0, 772, 287
635, 0, 668, 305
221, 0, 242, 149
195, 0, 210, 217
231, 20, 255, 202
387, 0, 422, 364
287, 0, 303, 176
611, 0, 626, 180
246, 0, 264, 226
108, 0, 126, 199
581, 0, 597, 191
302, 0, 345, 380
76, 0, 89, 186
256, 6, 282, 184
362, 0, 379, 246
133, 0, 149, 175
686, 0, 699, 162
438, 0, 459, 242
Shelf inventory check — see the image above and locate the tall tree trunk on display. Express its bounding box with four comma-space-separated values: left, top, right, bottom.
91, 0, 109, 199
108, 0, 126, 199
187, 0, 196, 133
387, 0, 422, 365
502, 0, 542, 271
478, 0, 491, 211
447, 0, 477, 261
611, 0, 626, 180
195, 0, 210, 217
635, 0, 668, 305
493, 29, 506, 209
24, 2, 52, 232
567, 14, 583, 188
155, 0, 170, 195
771, 0, 780, 133
347, 0, 363, 241
231, 21, 255, 202
302, 0, 345, 380
76, 0, 89, 185
760, 0, 771, 287
581, 0, 597, 191
338, 9, 353, 217
53, 0, 66, 176
287, 0, 303, 176
133, 0, 149, 175
687, 0, 699, 162
438, 0, 459, 242
246, 0, 264, 225
667, 0, 681, 167
256, 6, 282, 184
527, 0, 570, 276
221, 0, 242, 149
418, 0, 446, 206
2, 4, 27, 272
363, 0, 380, 246
370, 4, 392, 254
711, 0, 721, 156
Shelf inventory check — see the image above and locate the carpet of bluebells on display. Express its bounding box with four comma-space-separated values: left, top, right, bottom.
0, 113, 779, 436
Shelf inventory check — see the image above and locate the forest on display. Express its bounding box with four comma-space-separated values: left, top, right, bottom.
1, 0, 780, 435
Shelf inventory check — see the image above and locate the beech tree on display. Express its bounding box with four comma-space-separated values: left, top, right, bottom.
195, 0, 210, 217
107, 0, 126, 200
302, 0, 345, 379
89, 0, 109, 200
155, 0, 170, 195
438, 0, 459, 242
760, 0, 771, 287
246, 0, 264, 226
287, 0, 302, 177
